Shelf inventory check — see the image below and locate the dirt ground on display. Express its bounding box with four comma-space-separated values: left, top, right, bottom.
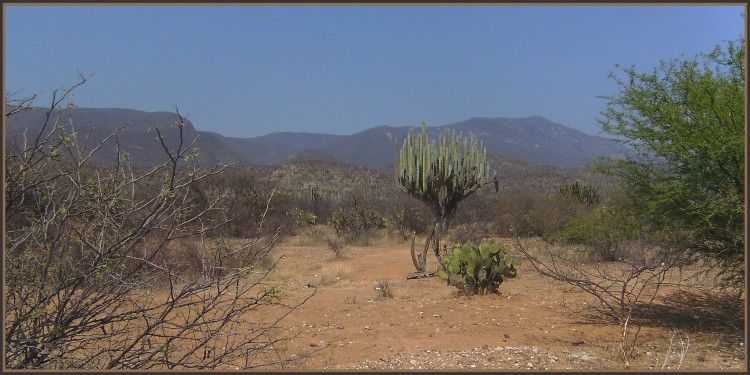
261, 238, 746, 371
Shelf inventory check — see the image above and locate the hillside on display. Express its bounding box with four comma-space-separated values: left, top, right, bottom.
5, 107, 629, 168
4, 107, 248, 167
204, 131, 343, 165
261, 154, 601, 206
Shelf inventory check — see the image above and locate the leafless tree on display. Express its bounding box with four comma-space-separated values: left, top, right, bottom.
4, 74, 316, 369
514, 235, 692, 367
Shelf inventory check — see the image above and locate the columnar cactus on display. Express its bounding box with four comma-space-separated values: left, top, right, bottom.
559, 180, 601, 205
309, 185, 321, 202
396, 124, 497, 272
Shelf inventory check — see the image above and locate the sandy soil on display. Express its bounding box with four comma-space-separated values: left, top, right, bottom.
261, 239, 746, 371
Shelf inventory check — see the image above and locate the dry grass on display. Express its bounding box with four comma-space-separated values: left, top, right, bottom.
317, 263, 353, 286
285, 225, 416, 254
288, 226, 335, 246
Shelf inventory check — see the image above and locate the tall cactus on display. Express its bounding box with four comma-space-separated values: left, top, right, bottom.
396, 124, 497, 273
309, 185, 322, 202
559, 180, 601, 205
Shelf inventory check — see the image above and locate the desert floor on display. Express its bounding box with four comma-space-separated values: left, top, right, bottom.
259, 238, 745, 371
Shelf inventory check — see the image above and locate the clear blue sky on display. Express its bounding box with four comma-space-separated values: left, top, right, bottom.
4, 4, 745, 138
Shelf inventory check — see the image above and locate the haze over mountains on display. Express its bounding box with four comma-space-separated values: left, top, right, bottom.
5, 107, 629, 168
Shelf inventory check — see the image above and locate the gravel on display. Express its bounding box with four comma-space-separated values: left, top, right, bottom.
328, 345, 600, 370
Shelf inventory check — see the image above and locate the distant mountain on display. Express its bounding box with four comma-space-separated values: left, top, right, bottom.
5, 107, 628, 168
442, 117, 627, 167
4, 107, 248, 167
320, 125, 405, 168
320, 117, 628, 168
206, 132, 343, 165
286, 148, 340, 163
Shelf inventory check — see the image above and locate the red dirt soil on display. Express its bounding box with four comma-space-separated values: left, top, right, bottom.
261, 240, 746, 371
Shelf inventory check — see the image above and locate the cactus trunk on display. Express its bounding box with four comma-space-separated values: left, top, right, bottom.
433, 219, 447, 272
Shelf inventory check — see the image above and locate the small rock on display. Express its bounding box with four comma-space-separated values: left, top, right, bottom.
309, 340, 327, 348
504, 334, 511, 339
409, 359, 418, 365
571, 339, 585, 346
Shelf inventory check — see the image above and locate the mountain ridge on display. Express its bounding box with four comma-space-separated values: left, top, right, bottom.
4, 107, 628, 168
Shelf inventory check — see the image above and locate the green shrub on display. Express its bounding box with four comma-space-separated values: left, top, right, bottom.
326, 207, 386, 244
437, 240, 519, 295
272, 193, 296, 204
286, 208, 317, 226
552, 205, 642, 261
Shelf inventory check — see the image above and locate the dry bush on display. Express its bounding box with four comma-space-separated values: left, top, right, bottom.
489, 189, 595, 240
386, 195, 432, 240
168, 237, 210, 280
191, 169, 296, 240
515, 236, 693, 368
445, 222, 494, 244
4, 78, 316, 370
661, 329, 690, 370
168, 236, 277, 282
489, 191, 540, 237
324, 234, 348, 258
375, 279, 395, 299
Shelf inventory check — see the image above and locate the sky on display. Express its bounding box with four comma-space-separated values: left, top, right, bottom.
4, 4, 746, 138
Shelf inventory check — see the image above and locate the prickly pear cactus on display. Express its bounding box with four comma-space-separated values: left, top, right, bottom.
437, 240, 519, 295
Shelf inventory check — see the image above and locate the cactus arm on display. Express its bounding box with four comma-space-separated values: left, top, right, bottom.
410, 231, 421, 271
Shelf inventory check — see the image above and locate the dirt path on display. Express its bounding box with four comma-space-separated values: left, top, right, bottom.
263, 241, 745, 371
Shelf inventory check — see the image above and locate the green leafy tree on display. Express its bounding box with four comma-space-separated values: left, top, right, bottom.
596, 39, 745, 287
396, 124, 497, 273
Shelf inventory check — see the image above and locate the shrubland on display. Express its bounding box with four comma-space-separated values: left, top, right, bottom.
5, 39, 742, 369
4, 77, 316, 369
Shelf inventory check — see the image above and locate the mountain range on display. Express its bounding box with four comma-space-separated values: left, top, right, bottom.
4, 107, 629, 168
